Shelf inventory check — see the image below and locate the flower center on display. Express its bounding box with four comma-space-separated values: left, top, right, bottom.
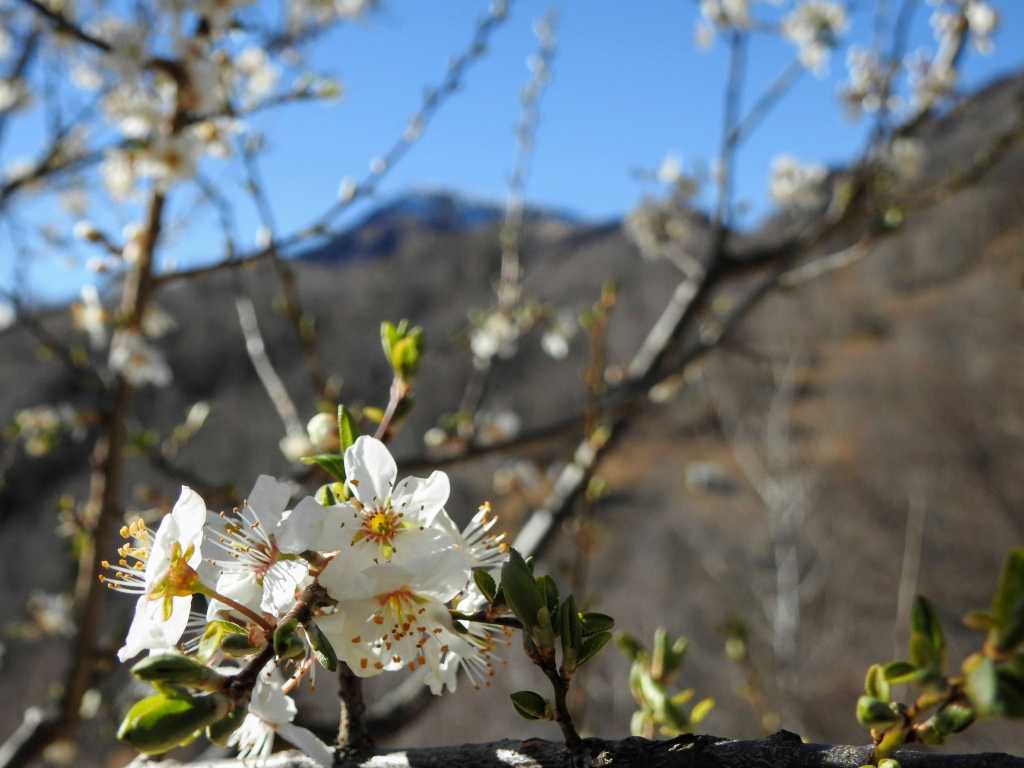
351, 503, 410, 560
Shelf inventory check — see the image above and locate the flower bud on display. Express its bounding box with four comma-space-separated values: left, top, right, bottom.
117, 691, 230, 755
306, 412, 337, 451
131, 653, 225, 691
856, 695, 900, 728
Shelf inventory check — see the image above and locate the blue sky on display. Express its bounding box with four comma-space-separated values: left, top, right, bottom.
2, 0, 1023, 301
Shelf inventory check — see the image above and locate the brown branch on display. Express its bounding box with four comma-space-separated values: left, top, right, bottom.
127, 731, 1024, 768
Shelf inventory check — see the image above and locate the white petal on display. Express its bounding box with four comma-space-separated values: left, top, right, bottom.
207, 572, 262, 622
117, 594, 191, 661
170, 485, 207, 566
247, 475, 292, 531
276, 723, 334, 768
249, 666, 297, 725
259, 560, 308, 617
344, 436, 396, 507
391, 471, 450, 526
275, 497, 351, 554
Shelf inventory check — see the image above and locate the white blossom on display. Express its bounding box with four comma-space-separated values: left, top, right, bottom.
71, 285, 108, 349
205, 476, 346, 620
471, 310, 520, 363
101, 486, 208, 661
769, 155, 827, 210
783, 1, 848, 76
227, 664, 333, 767
328, 436, 454, 565
109, 330, 173, 387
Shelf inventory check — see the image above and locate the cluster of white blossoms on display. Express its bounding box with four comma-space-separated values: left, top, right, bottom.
70, 285, 177, 387
769, 154, 828, 211
840, 46, 900, 117
102, 435, 509, 764
910, 0, 999, 110
782, 0, 848, 76
11, 403, 87, 457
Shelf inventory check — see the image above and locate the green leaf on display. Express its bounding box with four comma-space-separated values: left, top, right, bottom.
578, 631, 613, 668
206, 705, 246, 746
220, 633, 261, 658
118, 692, 230, 755
616, 633, 642, 662
881, 661, 921, 684
651, 628, 669, 682
315, 482, 347, 506
510, 690, 549, 720
131, 653, 225, 691
560, 595, 581, 674
473, 569, 497, 603
877, 760, 901, 768
963, 610, 997, 632
500, 549, 545, 633
338, 405, 358, 451
690, 697, 714, 725
933, 702, 975, 734
909, 596, 945, 673
856, 696, 900, 728
865, 664, 891, 703
197, 620, 248, 662
996, 667, 1024, 718
991, 549, 1024, 652
301, 453, 346, 483
579, 612, 615, 637
306, 622, 338, 672
273, 618, 306, 661
964, 653, 998, 716
875, 724, 906, 759
537, 575, 560, 619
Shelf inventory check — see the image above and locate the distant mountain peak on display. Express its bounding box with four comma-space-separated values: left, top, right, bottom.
298, 188, 582, 265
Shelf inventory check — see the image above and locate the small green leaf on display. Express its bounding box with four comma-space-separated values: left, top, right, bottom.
991, 550, 1024, 652
220, 633, 261, 658
301, 453, 346, 483
273, 618, 306, 661
578, 631, 612, 667
473, 569, 497, 603
910, 596, 945, 673
933, 702, 975, 734
963, 610, 996, 632
206, 705, 246, 746
500, 549, 545, 633
881, 661, 921, 684
865, 664, 891, 703
963, 653, 998, 716
118, 692, 230, 755
651, 628, 669, 681
338, 405, 358, 451
617, 633, 642, 661
875, 724, 906, 759
878, 759, 901, 768
537, 575, 560, 618
315, 481, 348, 506
560, 595, 581, 674
690, 697, 714, 725
197, 620, 248, 662
579, 612, 615, 637
856, 696, 900, 728
510, 690, 549, 720
306, 622, 338, 671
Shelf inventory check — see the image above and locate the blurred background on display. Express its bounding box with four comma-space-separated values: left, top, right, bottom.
0, 0, 1022, 765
